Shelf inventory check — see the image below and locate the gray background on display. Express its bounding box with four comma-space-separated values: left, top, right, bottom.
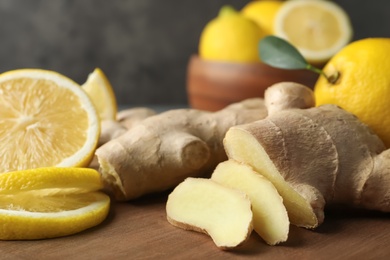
0, 0, 389, 106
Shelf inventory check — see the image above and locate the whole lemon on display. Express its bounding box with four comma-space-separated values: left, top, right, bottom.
314, 38, 390, 147
241, 0, 284, 35
199, 5, 265, 63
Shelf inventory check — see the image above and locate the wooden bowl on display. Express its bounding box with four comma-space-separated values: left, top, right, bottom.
186, 55, 320, 111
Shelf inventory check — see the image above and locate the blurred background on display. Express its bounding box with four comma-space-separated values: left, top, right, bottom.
0, 0, 389, 107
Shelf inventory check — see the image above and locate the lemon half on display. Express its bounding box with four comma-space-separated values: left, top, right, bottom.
274, 0, 352, 64
0, 69, 100, 172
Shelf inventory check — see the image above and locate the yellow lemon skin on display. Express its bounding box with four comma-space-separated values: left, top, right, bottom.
241, 0, 283, 35
314, 38, 390, 147
199, 6, 264, 63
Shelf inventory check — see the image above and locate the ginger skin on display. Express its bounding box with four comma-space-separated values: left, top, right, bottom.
96, 98, 267, 201
98, 107, 156, 147
224, 82, 390, 228
98, 120, 127, 147
116, 107, 156, 129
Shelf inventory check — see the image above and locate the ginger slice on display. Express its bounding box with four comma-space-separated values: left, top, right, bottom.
211, 160, 289, 245
166, 177, 253, 250
224, 128, 319, 228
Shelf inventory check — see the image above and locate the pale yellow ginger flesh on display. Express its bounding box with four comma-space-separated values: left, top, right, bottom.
166, 177, 253, 250
96, 98, 267, 200
211, 160, 289, 245
224, 82, 390, 228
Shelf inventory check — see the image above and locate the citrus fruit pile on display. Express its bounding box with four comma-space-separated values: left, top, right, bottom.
0, 68, 118, 240
199, 0, 353, 64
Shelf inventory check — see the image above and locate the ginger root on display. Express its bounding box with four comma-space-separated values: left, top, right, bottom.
98, 120, 127, 147
224, 82, 390, 228
166, 177, 253, 250
116, 107, 156, 129
96, 98, 267, 200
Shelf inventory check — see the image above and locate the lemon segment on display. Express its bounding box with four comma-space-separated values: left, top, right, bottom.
0, 167, 110, 240
0, 69, 100, 172
82, 68, 118, 121
274, 0, 352, 64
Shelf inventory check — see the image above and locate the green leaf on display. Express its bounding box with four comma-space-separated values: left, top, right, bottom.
259, 36, 309, 70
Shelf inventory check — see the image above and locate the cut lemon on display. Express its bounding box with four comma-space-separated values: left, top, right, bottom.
0, 69, 100, 172
274, 0, 353, 64
0, 167, 110, 240
82, 68, 118, 121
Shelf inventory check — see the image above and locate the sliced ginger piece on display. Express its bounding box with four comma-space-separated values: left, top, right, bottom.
211, 160, 289, 245
224, 127, 319, 228
166, 177, 253, 250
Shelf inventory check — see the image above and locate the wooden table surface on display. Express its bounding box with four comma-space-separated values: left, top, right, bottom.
1, 190, 389, 260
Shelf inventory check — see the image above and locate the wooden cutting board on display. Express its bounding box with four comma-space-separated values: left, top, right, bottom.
1, 191, 389, 259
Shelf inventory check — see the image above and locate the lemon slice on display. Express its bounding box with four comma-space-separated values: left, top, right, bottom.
0, 69, 100, 172
82, 68, 118, 121
0, 167, 110, 240
274, 0, 353, 64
